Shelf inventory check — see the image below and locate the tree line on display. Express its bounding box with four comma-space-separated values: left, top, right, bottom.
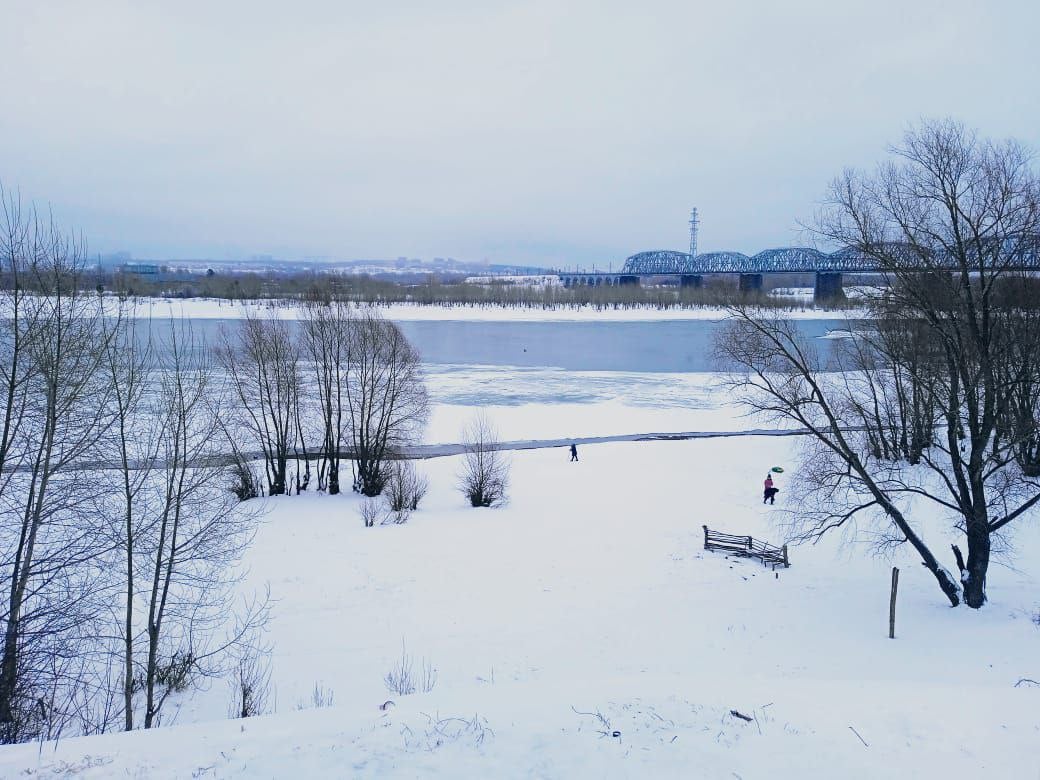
23, 261, 860, 312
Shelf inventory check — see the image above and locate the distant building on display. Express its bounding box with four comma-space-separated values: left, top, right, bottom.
121, 263, 160, 276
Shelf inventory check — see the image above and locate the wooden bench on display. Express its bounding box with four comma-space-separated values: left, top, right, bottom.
703, 525, 789, 569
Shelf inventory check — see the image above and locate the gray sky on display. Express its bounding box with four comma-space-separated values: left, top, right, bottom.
2, 1, 1038, 269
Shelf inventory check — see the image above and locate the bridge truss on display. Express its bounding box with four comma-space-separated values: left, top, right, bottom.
621, 239, 1040, 275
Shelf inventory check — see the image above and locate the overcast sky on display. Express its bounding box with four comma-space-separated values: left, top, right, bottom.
2, 1, 1038, 269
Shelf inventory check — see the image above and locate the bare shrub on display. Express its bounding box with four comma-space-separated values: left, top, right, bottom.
227, 644, 272, 719
297, 682, 335, 710
360, 497, 383, 528
384, 644, 414, 697
154, 650, 196, 693
385, 460, 428, 512
228, 457, 262, 502
419, 657, 438, 694
384, 641, 437, 697
381, 507, 411, 525
459, 412, 509, 507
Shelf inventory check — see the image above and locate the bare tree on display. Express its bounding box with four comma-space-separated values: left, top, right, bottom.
459, 412, 509, 508
717, 120, 1040, 608
140, 321, 266, 728
991, 278, 1040, 477
0, 189, 120, 742
344, 311, 429, 497
218, 312, 300, 496
302, 301, 351, 494
97, 311, 159, 731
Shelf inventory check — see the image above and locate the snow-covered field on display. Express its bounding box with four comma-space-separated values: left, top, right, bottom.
3, 434, 1037, 778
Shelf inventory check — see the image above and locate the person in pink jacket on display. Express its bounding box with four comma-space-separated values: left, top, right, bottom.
763, 474, 779, 504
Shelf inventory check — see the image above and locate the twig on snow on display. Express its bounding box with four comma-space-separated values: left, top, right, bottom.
849, 725, 869, 747
571, 705, 614, 737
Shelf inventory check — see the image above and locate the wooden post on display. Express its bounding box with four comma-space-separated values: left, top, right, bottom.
782, 545, 789, 568
888, 567, 899, 639
702, 525, 709, 549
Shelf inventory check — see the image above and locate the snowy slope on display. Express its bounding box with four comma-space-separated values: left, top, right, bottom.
2, 436, 1037, 778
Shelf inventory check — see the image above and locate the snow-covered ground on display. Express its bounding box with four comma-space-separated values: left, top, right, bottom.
3, 434, 1037, 778
112, 296, 863, 322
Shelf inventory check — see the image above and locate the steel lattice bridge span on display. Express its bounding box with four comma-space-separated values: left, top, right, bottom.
558, 244, 1040, 303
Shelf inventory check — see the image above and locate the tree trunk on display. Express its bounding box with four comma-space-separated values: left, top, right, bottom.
270, 457, 287, 496
0, 623, 19, 742
124, 549, 134, 731
143, 627, 158, 728
962, 522, 990, 608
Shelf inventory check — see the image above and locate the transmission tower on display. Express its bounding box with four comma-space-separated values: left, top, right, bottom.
688, 207, 699, 258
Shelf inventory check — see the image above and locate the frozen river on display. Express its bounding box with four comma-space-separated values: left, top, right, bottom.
143, 316, 857, 374
137, 315, 860, 442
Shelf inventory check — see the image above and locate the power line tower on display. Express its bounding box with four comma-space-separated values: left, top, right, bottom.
688, 207, 699, 258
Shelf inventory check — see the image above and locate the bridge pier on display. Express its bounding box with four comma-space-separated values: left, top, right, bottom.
738, 274, 763, 294
618, 275, 640, 286
679, 274, 703, 289
813, 272, 844, 304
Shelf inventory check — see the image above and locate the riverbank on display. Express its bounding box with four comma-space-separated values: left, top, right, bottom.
113, 296, 865, 322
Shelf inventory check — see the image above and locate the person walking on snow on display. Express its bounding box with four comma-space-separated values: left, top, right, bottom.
763, 473, 779, 504
570, 443, 579, 462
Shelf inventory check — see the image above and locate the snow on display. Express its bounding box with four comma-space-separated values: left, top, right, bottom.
424, 370, 752, 442
107, 296, 864, 322
816, 328, 875, 340
2, 431, 1037, 778
462, 274, 562, 287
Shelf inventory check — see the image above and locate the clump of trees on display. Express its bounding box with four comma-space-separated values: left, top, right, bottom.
0, 185, 267, 743
716, 120, 1040, 609
219, 305, 430, 502
0, 180, 515, 745
219, 313, 302, 497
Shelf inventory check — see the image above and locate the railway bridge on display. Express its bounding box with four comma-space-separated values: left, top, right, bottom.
558, 243, 1040, 304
